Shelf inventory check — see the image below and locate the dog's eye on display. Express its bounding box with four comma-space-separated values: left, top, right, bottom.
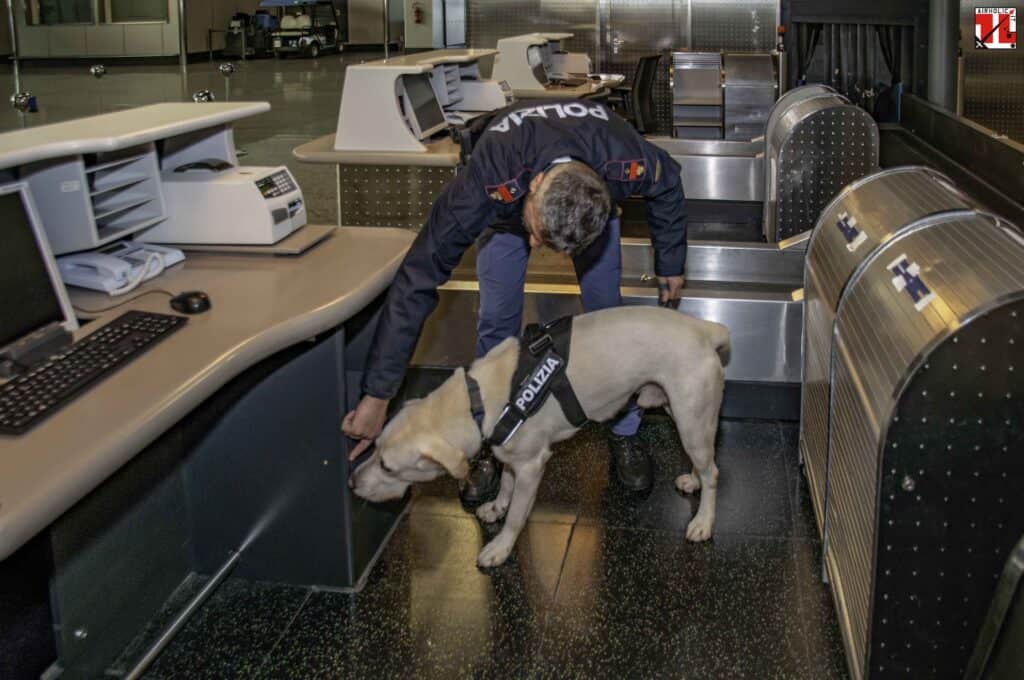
380, 459, 396, 474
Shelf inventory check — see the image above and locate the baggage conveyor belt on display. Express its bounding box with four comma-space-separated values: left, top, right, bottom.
412, 237, 806, 421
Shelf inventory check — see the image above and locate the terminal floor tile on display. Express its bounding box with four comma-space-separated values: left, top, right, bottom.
124, 418, 847, 679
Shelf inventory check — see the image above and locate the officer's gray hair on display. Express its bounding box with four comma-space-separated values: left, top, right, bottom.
535, 162, 611, 255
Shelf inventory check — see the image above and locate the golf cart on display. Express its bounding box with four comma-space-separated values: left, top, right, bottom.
260, 0, 345, 58
223, 11, 279, 58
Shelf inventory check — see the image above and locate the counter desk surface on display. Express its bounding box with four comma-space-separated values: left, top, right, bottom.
514, 82, 609, 100
0, 102, 269, 170
0, 226, 415, 560
363, 48, 499, 68
294, 133, 462, 167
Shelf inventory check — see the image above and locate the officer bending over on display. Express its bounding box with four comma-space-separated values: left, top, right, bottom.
343, 98, 688, 503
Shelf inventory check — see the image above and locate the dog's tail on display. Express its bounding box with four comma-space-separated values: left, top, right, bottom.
703, 319, 732, 366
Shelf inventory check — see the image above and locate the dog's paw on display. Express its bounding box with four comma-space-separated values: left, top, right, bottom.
477, 538, 514, 567
685, 516, 713, 542
476, 500, 508, 524
675, 473, 701, 494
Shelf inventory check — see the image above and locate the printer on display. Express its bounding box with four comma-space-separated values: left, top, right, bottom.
139, 163, 307, 245
493, 33, 601, 98
334, 49, 509, 154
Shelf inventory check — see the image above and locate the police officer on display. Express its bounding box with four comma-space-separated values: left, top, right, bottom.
343, 98, 687, 503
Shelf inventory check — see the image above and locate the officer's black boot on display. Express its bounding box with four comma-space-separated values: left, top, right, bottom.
459, 451, 503, 507
608, 433, 654, 491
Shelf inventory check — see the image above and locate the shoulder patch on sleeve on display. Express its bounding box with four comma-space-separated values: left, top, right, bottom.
604, 159, 647, 182
485, 170, 528, 204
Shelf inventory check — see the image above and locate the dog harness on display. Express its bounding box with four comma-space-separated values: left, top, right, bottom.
464, 316, 589, 447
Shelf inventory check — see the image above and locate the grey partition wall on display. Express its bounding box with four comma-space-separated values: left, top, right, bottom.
762, 87, 879, 242
807, 202, 1024, 678
799, 167, 982, 534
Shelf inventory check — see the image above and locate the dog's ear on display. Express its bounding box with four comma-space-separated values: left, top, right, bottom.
420, 436, 469, 480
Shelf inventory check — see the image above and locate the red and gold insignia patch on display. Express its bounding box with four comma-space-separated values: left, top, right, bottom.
486, 176, 526, 204
604, 159, 646, 182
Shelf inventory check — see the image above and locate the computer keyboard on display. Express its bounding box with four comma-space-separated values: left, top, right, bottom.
0, 310, 186, 435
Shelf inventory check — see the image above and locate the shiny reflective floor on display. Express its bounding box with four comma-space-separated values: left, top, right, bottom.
111, 416, 847, 679
1, 58, 845, 678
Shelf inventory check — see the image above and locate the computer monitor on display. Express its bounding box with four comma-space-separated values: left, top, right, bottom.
400, 73, 448, 141
527, 45, 549, 85
0, 184, 77, 353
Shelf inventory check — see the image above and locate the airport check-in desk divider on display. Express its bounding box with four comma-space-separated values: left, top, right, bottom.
799, 165, 1024, 679
762, 85, 880, 243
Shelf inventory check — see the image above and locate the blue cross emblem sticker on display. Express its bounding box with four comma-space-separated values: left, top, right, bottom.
836, 211, 867, 252
888, 254, 936, 312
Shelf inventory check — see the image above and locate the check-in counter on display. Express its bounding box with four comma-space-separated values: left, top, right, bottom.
0, 106, 416, 677
295, 48, 509, 228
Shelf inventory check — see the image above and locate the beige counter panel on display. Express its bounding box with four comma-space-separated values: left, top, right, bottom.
0, 102, 270, 171
0, 226, 414, 560
293, 133, 461, 167
364, 48, 498, 67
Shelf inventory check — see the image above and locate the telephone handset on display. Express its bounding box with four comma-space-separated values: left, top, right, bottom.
57, 241, 185, 296
59, 253, 133, 284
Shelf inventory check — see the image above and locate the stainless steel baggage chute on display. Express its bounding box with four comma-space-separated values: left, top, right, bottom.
762, 85, 879, 242
799, 166, 983, 534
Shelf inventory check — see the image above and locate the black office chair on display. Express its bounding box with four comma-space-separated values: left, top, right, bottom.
609, 54, 662, 135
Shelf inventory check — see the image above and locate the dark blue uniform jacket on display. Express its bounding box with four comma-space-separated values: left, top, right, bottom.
363, 99, 687, 399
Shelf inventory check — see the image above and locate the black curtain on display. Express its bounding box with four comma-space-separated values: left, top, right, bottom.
873, 24, 906, 122
876, 25, 903, 84
795, 21, 912, 120
797, 23, 823, 85
824, 24, 884, 110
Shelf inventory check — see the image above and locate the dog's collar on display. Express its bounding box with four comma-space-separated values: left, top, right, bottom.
464, 367, 528, 448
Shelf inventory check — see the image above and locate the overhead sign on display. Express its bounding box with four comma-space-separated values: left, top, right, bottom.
975, 7, 1017, 49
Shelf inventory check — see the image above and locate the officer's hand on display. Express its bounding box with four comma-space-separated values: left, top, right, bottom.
657, 275, 685, 308
342, 395, 389, 460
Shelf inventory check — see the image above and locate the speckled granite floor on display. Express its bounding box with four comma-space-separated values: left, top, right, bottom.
119, 416, 847, 679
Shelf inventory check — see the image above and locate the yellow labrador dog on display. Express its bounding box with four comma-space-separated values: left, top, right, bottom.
350, 306, 730, 567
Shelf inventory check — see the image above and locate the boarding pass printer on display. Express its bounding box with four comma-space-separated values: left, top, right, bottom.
139, 163, 307, 246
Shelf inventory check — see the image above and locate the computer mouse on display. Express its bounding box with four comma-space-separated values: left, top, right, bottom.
170, 291, 211, 315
